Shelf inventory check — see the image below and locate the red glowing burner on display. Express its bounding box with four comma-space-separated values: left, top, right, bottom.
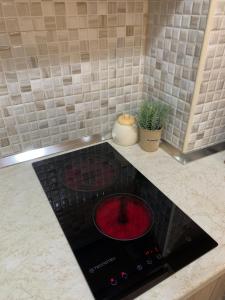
94, 194, 153, 241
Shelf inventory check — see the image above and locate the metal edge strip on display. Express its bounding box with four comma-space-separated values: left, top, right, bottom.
0, 135, 224, 169
0, 134, 105, 169
160, 140, 225, 165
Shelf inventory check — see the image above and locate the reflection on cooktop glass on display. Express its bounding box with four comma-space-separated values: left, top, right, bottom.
33, 142, 218, 300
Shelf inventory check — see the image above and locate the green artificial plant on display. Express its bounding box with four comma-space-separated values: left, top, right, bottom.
137, 101, 170, 131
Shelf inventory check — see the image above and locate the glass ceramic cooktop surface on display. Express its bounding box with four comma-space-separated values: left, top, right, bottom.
33, 142, 217, 300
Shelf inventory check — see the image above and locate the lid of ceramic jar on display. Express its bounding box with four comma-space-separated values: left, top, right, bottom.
117, 114, 136, 126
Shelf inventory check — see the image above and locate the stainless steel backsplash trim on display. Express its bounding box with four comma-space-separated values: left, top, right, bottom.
161, 140, 225, 165
0, 135, 224, 169
0, 134, 104, 169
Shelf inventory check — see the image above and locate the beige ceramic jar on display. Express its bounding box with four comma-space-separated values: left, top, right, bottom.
112, 114, 138, 146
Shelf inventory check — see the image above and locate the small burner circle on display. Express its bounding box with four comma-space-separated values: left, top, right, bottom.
64, 155, 118, 192
94, 193, 153, 241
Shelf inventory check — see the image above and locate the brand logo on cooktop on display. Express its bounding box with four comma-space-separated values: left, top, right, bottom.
89, 257, 116, 274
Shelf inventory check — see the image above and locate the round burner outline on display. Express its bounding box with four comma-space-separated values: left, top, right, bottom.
93, 193, 154, 241
63, 154, 119, 192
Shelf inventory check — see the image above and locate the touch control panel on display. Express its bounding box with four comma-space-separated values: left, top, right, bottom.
75, 238, 170, 300
106, 246, 164, 287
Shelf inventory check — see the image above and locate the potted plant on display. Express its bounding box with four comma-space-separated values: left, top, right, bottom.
137, 101, 169, 152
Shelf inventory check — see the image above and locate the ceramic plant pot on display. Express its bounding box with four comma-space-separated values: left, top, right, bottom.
139, 128, 162, 152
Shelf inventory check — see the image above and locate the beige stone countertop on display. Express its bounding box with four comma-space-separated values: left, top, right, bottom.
0, 140, 225, 300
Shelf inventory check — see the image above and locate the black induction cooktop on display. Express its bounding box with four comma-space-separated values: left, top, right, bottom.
33, 142, 218, 300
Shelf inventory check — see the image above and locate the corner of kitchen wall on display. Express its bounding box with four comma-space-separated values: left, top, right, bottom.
143, 0, 210, 151
1, 0, 224, 158
183, 0, 225, 153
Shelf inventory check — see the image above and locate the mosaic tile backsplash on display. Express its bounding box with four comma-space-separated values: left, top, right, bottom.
0, 0, 147, 157
187, 0, 225, 151
143, 0, 210, 150
0, 0, 224, 158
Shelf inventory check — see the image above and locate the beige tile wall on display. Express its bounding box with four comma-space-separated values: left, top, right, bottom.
143, 0, 210, 150
186, 0, 225, 151
0, 0, 148, 157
